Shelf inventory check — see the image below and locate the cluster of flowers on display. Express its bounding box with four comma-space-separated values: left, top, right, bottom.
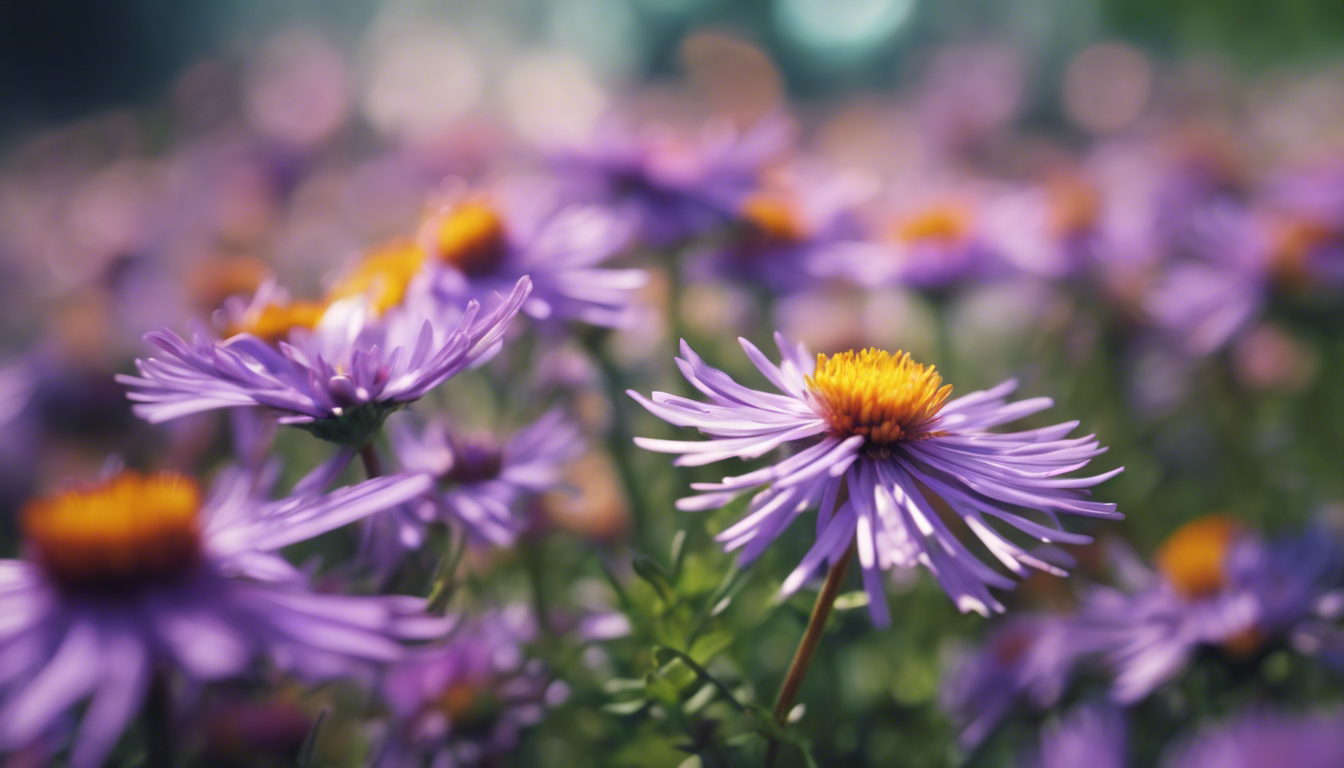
943, 515, 1344, 766
0, 35, 1341, 767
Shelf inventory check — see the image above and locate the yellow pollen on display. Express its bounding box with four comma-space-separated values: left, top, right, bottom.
739, 195, 806, 243
328, 240, 427, 315
431, 202, 508, 277
21, 471, 204, 592
893, 204, 971, 244
228, 300, 328, 343
1155, 515, 1242, 599
806, 349, 952, 445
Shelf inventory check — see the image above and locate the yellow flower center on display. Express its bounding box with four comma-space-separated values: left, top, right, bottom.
228, 301, 328, 343
806, 349, 952, 446
739, 195, 806, 244
430, 201, 508, 277
1154, 515, 1241, 599
21, 471, 204, 592
328, 240, 427, 316
893, 204, 971, 245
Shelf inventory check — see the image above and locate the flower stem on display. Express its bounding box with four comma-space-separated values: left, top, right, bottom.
359, 443, 382, 479
583, 331, 652, 542
144, 673, 175, 768
765, 544, 855, 767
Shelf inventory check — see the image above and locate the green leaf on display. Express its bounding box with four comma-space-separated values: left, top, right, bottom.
653, 646, 745, 712
632, 553, 675, 604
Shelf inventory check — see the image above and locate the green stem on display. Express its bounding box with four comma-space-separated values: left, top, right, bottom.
765, 544, 855, 767
525, 538, 553, 640
584, 332, 652, 542
928, 294, 956, 384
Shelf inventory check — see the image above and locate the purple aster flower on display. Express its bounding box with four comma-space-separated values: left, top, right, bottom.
0, 466, 445, 767
1034, 702, 1127, 768
551, 115, 794, 246
362, 410, 584, 569
1079, 517, 1343, 703
117, 277, 532, 446
374, 605, 566, 768
410, 179, 647, 330
1161, 709, 1344, 768
942, 615, 1097, 747
629, 334, 1121, 623
871, 177, 1012, 293
686, 164, 883, 292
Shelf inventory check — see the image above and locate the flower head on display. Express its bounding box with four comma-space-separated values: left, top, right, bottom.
1162, 709, 1344, 768
552, 116, 793, 246
414, 181, 646, 329
942, 615, 1096, 747
1079, 517, 1343, 703
1035, 702, 1127, 768
630, 333, 1121, 623
0, 466, 443, 767
375, 606, 565, 768
118, 277, 532, 445
688, 165, 881, 291
361, 410, 584, 569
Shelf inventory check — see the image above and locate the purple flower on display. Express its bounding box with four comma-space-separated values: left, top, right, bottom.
687, 164, 882, 292
375, 606, 565, 768
629, 334, 1121, 623
1079, 517, 1343, 703
942, 615, 1096, 747
0, 466, 445, 767
1035, 702, 1127, 768
551, 116, 793, 246
1162, 709, 1344, 768
363, 410, 584, 565
871, 177, 1012, 292
413, 180, 647, 330
118, 277, 531, 445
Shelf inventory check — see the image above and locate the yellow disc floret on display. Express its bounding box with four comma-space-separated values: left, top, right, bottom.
21, 471, 205, 592
228, 301, 328, 343
806, 349, 952, 445
430, 201, 508, 277
1155, 515, 1242, 598
328, 240, 426, 316
739, 195, 806, 243
894, 204, 971, 244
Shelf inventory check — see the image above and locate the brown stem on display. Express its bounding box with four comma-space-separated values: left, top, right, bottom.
359, 443, 382, 479
765, 544, 855, 767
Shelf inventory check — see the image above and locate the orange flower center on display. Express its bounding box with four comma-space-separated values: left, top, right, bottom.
1154, 515, 1241, 598
228, 301, 328, 343
806, 349, 952, 446
430, 202, 508, 278
739, 195, 807, 244
893, 204, 972, 245
21, 471, 204, 592
328, 240, 427, 316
